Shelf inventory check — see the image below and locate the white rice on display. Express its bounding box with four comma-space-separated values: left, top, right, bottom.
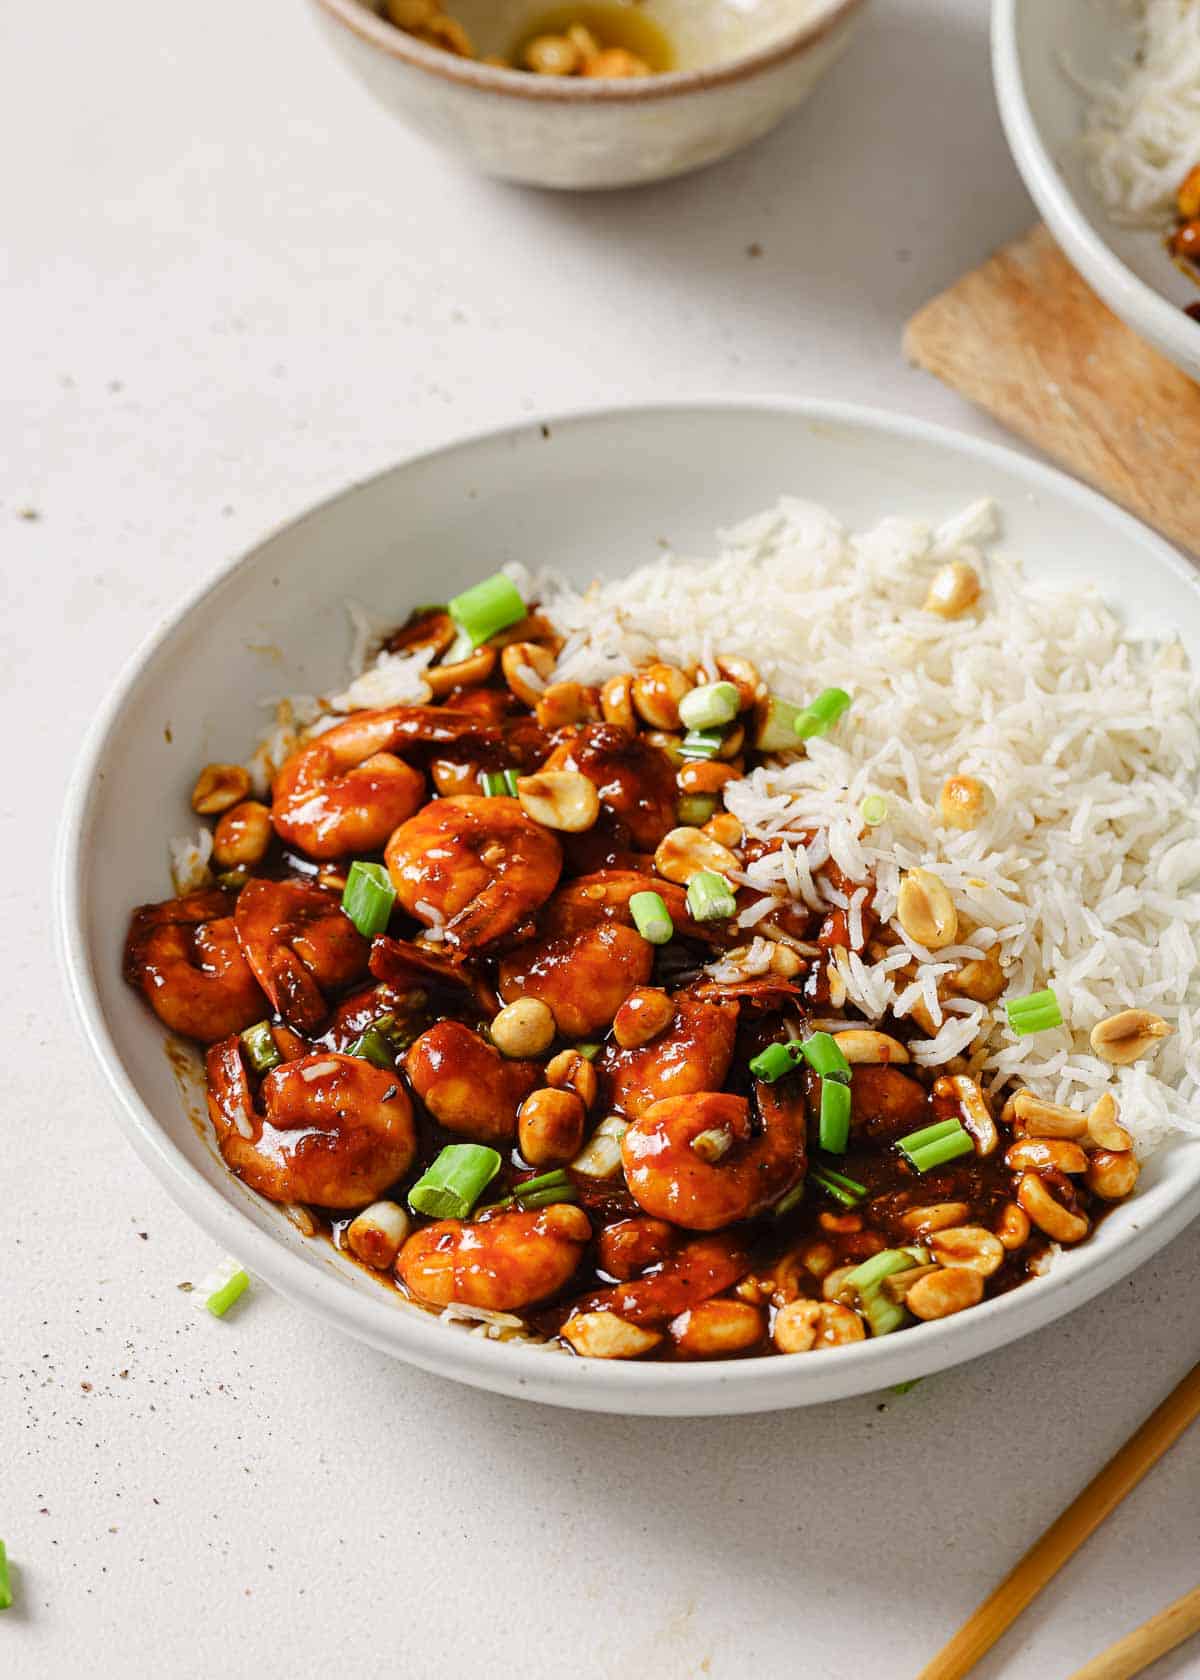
1072, 0, 1200, 225
533, 496, 1200, 1157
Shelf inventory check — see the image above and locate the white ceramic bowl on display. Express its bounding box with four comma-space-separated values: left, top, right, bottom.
993, 0, 1200, 381
310, 0, 868, 189
59, 399, 1200, 1415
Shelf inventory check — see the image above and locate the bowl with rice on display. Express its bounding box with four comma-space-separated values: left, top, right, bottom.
992, 0, 1200, 380
59, 399, 1200, 1414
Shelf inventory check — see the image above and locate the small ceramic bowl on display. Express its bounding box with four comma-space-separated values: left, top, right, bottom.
992, 0, 1200, 381
310, 0, 869, 189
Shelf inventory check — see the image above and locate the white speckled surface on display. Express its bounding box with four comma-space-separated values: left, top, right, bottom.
5, 0, 1200, 1673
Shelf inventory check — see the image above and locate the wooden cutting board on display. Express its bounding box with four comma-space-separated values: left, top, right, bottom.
904, 224, 1200, 556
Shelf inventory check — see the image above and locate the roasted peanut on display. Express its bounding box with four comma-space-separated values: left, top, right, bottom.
678, 759, 739, 795
424, 644, 496, 697
1086, 1091, 1133, 1152
924, 560, 981, 618
939, 774, 988, 830
936, 1073, 998, 1155
995, 1202, 1031, 1250
600, 673, 635, 731
516, 769, 600, 833
716, 722, 746, 761
821, 1265, 860, 1302
1011, 1090, 1088, 1140
545, 1048, 598, 1110
897, 1202, 970, 1237
192, 762, 251, 815
491, 997, 556, 1059
562, 1312, 661, 1359
906, 1266, 984, 1319
669, 1299, 764, 1358
947, 944, 1005, 1003
1005, 1137, 1090, 1175
501, 641, 555, 705
1177, 161, 1200, 221
653, 825, 739, 885
1016, 1172, 1089, 1243
212, 799, 272, 869
1089, 1009, 1173, 1066
703, 812, 743, 849
714, 654, 762, 709
632, 664, 692, 730
1086, 1149, 1140, 1201
818, 1212, 862, 1235
833, 1029, 910, 1064
518, 1088, 586, 1167
612, 987, 675, 1050
582, 46, 651, 77
773, 1299, 865, 1353
798, 1241, 836, 1282
522, 33, 580, 74
897, 868, 958, 950
928, 1226, 1006, 1277
535, 681, 600, 730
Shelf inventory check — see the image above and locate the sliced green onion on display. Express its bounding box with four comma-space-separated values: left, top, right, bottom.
447, 572, 525, 647
678, 681, 740, 731
798, 1030, 852, 1080
676, 793, 718, 827
574, 1042, 601, 1061
749, 1041, 801, 1083
444, 628, 475, 665
809, 1165, 868, 1208
819, 1077, 852, 1153
860, 793, 889, 826
481, 770, 506, 797
630, 890, 674, 945
754, 695, 805, 752
1005, 988, 1063, 1036
686, 869, 737, 922
773, 1180, 806, 1218
240, 1020, 281, 1076
199, 1258, 250, 1319
678, 728, 725, 761
341, 860, 396, 938
484, 1168, 573, 1211
217, 867, 250, 891
891, 1378, 924, 1396
408, 1144, 501, 1220
899, 1119, 974, 1172
0, 1541, 11, 1611
513, 1185, 579, 1210
843, 1248, 927, 1338
348, 1026, 396, 1070
793, 687, 852, 741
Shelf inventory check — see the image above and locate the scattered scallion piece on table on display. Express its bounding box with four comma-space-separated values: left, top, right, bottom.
348, 1025, 396, 1070
1005, 987, 1063, 1036
686, 869, 737, 922
843, 1247, 928, 1337
0, 1542, 11, 1611
447, 571, 525, 647
341, 860, 396, 938
899, 1118, 974, 1172
773, 1180, 806, 1218
678, 680, 740, 731
195, 1257, 251, 1319
809, 1165, 868, 1208
819, 1076, 852, 1153
408, 1144, 501, 1220
630, 890, 674, 945
240, 1020, 281, 1076
793, 687, 852, 741
891, 1378, 924, 1396
754, 695, 805, 752
798, 1031, 852, 1080
678, 727, 725, 761
860, 793, 889, 826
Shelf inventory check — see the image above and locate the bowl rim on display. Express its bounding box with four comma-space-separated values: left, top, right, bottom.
310, 0, 868, 104
991, 0, 1199, 377
57, 395, 1200, 1414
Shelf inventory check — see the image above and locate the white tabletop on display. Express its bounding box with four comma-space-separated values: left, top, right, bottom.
6, 1, 1200, 1674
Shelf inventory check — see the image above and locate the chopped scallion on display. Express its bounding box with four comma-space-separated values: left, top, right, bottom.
678, 681, 740, 731
348, 1025, 396, 1070
860, 793, 889, 826
773, 1180, 806, 1218
678, 727, 725, 761
793, 687, 852, 740
198, 1258, 250, 1319
482, 1169, 575, 1213
754, 695, 805, 752
686, 869, 737, 922
818, 1076, 852, 1153
676, 793, 718, 827
1005, 988, 1062, 1036
408, 1144, 501, 1220
809, 1165, 868, 1208
798, 1031, 852, 1080
748, 1041, 802, 1083
899, 1119, 974, 1172
574, 1042, 601, 1061
447, 572, 525, 647
240, 1020, 281, 1076
630, 890, 674, 945
341, 860, 396, 938
843, 1248, 927, 1337
897, 1118, 962, 1154
0, 1542, 11, 1611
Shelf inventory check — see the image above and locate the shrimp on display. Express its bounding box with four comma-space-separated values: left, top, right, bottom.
384, 795, 563, 953
123, 890, 266, 1043
596, 1216, 679, 1280
622, 1088, 805, 1230
541, 723, 678, 850
369, 933, 500, 1015
601, 993, 739, 1120
206, 1038, 416, 1208
404, 1020, 540, 1141
234, 877, 368, 1034
396, 1204, 592, 1311
572, 1233, 749, 1325
272, 704, 498, 859
849, 1064, 929, 1144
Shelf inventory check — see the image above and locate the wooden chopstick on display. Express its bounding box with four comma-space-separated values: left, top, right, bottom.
1066, 1584, 1200, 1680
917, 1360, 1200, 1680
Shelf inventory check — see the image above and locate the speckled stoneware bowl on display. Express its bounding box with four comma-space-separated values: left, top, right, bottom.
311, 0, 869, 189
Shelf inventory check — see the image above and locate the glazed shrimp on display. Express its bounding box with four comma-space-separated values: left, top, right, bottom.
272, 704, 498, 859
541, 723, 678, 850
369, 933, 500, 1015
206, 1038, 417, 1207
404, 1020, 539, 1141
602, 993, 739, 1120
622, 1088, 805, 1230
234, 877, 368, 1034
573, 1233, 749, 1325
123, 890, 265, 1043
384, 795, 562, 953
849, 1064, 929, 1144
396, 1204, 592, 1311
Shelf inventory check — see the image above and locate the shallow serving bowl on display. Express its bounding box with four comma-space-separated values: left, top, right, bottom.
60, 399, 1200, 1415
993, 0, 1200, 381
311, 0, 868, 189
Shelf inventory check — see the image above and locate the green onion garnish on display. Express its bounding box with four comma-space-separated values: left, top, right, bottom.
843, 1248, 927, 1337
676, 793, 718, 827
686, 869, 737, 922
891, 1378, 923, 1396
860, 793, 889, 826
348, 1025, 396, 1070
341, 860, 396, 938
575, 1042, 601, 1061
240, 1020, 281, 1076
484, 1168, 574, 1211
200, 1258, 251, 1318
754, 695, 805, 752
678, 681, 740, 731
408, 1144, 501, 1220
898, 1118, 974, 1172
793, 687, 852, 740
1005, 988, 1063, 1036
482, 768, 520, 797
0, 1542, 11, 1611
798, 1031, 852, 1080
630, 890, 674, 945
749, 1041, 801, 1082
773, 1180, 806, 1218
819, 1077, 852, 1153
678, 728, 725, 761
809, 1165, 868, 1207
447, 572, 525, 647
